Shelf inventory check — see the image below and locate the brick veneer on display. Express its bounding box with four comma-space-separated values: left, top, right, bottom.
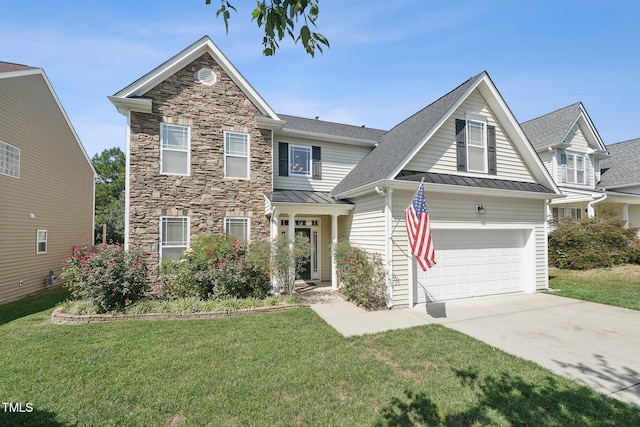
127, 53, 272, 280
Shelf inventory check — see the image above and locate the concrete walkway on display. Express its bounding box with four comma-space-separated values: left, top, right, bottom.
307, 290, 640, 407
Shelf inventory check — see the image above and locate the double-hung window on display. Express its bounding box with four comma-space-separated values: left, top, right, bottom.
289, 145, 311, 176
224, 217, 250, 243
160, 216, 189, 262
566, 153, 586, 184
160, 123, 190, 175
36, 230, 47, 254
466, 119, 487, 172
224, 131, 249, 179
0, 140, 20, 178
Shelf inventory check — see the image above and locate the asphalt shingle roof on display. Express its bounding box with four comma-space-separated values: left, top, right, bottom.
520, 102, 582, 150
277, 114, 387, 142
0, 61, 36, 73
331, 71, 486, 196
598, 138, 640, 189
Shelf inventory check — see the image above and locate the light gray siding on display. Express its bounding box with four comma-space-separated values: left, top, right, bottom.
343, 192, 386, 256
0, 72, 94, 304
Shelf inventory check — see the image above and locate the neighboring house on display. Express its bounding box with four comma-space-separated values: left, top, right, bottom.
0, 62, 95, 304
109, 36, 561, 307
597, 138, 640, 228
521, 103, 610, 220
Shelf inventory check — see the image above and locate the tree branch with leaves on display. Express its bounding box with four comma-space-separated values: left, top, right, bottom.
206, 0, 330, 57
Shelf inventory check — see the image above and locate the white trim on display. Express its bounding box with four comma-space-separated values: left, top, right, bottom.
160, 123, 191, 176
278, 216, 321, 281
277, 128, 378, 147
36, 229, 47, 254
465, 114, 488, 173
159, 216, 190, 263
385, 188, 394, 306
288, 144, 312, 177
124, 111, 131, 251
224, 216, 251, 243
223, 131, 250, 180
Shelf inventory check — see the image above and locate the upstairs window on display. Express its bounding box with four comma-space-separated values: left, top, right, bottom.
278, 142, 322, 179
160, 123, 190, 175
455, 118, 496, 175
224, 131, 249, 179
0, 140, 20, 178
466, 119, 486, 172
289, 145, 311, 176
563, 153, 586, 184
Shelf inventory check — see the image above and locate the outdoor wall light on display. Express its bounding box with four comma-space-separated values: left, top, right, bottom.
475, 204, 485, 214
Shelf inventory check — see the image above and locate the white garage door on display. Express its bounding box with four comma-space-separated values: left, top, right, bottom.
416, 229, 528, 303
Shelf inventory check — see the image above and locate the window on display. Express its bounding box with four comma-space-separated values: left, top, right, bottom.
225, 217, 250, 243
565, 153, 586, 184
160, 123, 190, 175
466, 119, 486, 172
224, 132, 249, 179
552, 207, 582, 221
0, 141, 20, 178
160, 216, 189, 262
289, 145, 311, 176
36, 230, 47, 254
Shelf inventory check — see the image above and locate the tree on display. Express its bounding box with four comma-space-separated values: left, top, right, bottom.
92, 147, 125, 244
207, 0, 330, 57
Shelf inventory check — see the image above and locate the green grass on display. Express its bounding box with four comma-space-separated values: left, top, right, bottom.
549, 265, 640, 311
1, 288, 639, 426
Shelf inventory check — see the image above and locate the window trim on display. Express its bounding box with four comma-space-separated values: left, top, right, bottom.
223, 131, 250, 180
0, 140, 20, 179
566, 152, 586, 184
160, 123, 190, 176
159, 216, 190, 263
224, 217, 250, 243
289, 144, 312, 177
465, 116, 488, 173
36, 230, 47, 254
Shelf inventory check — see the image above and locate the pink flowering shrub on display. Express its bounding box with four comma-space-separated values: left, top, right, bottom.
333, 239, 387, 310
160, 234, 270, 300
61, 241, 149, 313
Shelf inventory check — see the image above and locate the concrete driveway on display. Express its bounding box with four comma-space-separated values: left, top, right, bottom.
309, 291, 640, 407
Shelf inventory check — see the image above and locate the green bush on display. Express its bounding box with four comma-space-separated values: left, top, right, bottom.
61, 242, 149, 313
549, 211, 640, 270
333, 239, 387, 310
160, 234, 270, 300
270, 234, 311, 295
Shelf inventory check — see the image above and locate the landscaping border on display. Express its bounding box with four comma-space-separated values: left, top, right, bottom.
51, 303, 310, 325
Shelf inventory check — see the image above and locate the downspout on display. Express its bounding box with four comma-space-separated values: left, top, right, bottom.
587, 193, 607, 218
383, 186, 394, 308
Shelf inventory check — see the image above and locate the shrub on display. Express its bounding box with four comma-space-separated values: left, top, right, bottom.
270, 234, 311, 295
61, 242, 149, 313
549, 210, 640, 269
333, 239, 387, 310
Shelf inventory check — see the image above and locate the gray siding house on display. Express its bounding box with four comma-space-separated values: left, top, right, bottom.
0, 62, 95, 304
110, 36, 562, 307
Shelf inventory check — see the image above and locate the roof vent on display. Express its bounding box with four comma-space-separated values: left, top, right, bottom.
196, 67, 216, 86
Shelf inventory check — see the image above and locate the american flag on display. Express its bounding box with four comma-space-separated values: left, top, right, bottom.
405, 182, 436, 271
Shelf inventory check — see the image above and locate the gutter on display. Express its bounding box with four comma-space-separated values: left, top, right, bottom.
587, 192, 608, 218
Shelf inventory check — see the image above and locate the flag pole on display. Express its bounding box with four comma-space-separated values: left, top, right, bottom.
408, 177, 426, 204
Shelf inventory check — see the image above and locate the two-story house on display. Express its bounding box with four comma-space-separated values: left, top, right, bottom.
109, 36, 561, 307
521, 103, 610, 221
0, 62, 95, 304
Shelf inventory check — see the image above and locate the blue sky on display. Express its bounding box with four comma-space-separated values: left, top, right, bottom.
2, 1, 639, 157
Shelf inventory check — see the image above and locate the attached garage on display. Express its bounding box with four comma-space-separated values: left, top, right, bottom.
415, 228, 535, 303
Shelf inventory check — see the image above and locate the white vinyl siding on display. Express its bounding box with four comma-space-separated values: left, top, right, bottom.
224, 217, 250, 242
160, 216, 189, 262
36, 230, 47, 254
160, 123, 190, 175
0, 140, 20, 178
405, 90, 536, 182
344, 192, 387, 256
273, 138, 372, 191
224, 131, 250, 179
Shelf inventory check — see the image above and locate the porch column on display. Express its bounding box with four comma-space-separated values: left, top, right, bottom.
288, 213, 295, 240
331, 214, 339, 290
270, 208, 279, 240
623, 203, 629, 228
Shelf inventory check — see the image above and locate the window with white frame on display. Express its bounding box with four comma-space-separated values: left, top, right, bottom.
160, 216, 189, 262
0, 140, 20, 178
566, 153, 586, 184
224, 131, 249, 179
552, 207, 582, 221
466, 119, 486, 172
36, 230, 47, 254
224, 217, 250, 243
289, 145, 311, 176
160, 123, 190, 175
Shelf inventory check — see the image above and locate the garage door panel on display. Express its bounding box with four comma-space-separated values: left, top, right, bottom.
416, 229, 527, 303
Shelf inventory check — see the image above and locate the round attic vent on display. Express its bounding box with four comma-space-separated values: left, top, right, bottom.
196, 67, 216, 86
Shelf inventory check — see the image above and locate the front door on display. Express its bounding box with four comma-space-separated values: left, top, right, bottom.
295, 228, 312, 280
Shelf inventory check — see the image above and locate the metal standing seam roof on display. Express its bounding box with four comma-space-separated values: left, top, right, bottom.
520, 103, 582, 151
266, 190, 353, 205
396, 170, 556, 194
331, 72, 486, 196
598, 138, 640, 189
277, 114, 387, 142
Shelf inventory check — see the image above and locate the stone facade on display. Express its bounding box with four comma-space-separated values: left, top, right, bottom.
128, 53, 272, 280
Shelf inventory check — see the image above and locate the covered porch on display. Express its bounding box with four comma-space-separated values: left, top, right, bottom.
265, 190, 353, 290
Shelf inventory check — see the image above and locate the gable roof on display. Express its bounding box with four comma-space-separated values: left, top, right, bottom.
598, 138, 640, 189
0, 61, 37, 73
109, 35, 279, 119
521, 102, 608, 154
278, 114, 386, 144
332, 71, 558, 197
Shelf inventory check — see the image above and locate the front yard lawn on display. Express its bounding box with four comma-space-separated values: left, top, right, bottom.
1, 287, 639, 426
549, 265, 640, 311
